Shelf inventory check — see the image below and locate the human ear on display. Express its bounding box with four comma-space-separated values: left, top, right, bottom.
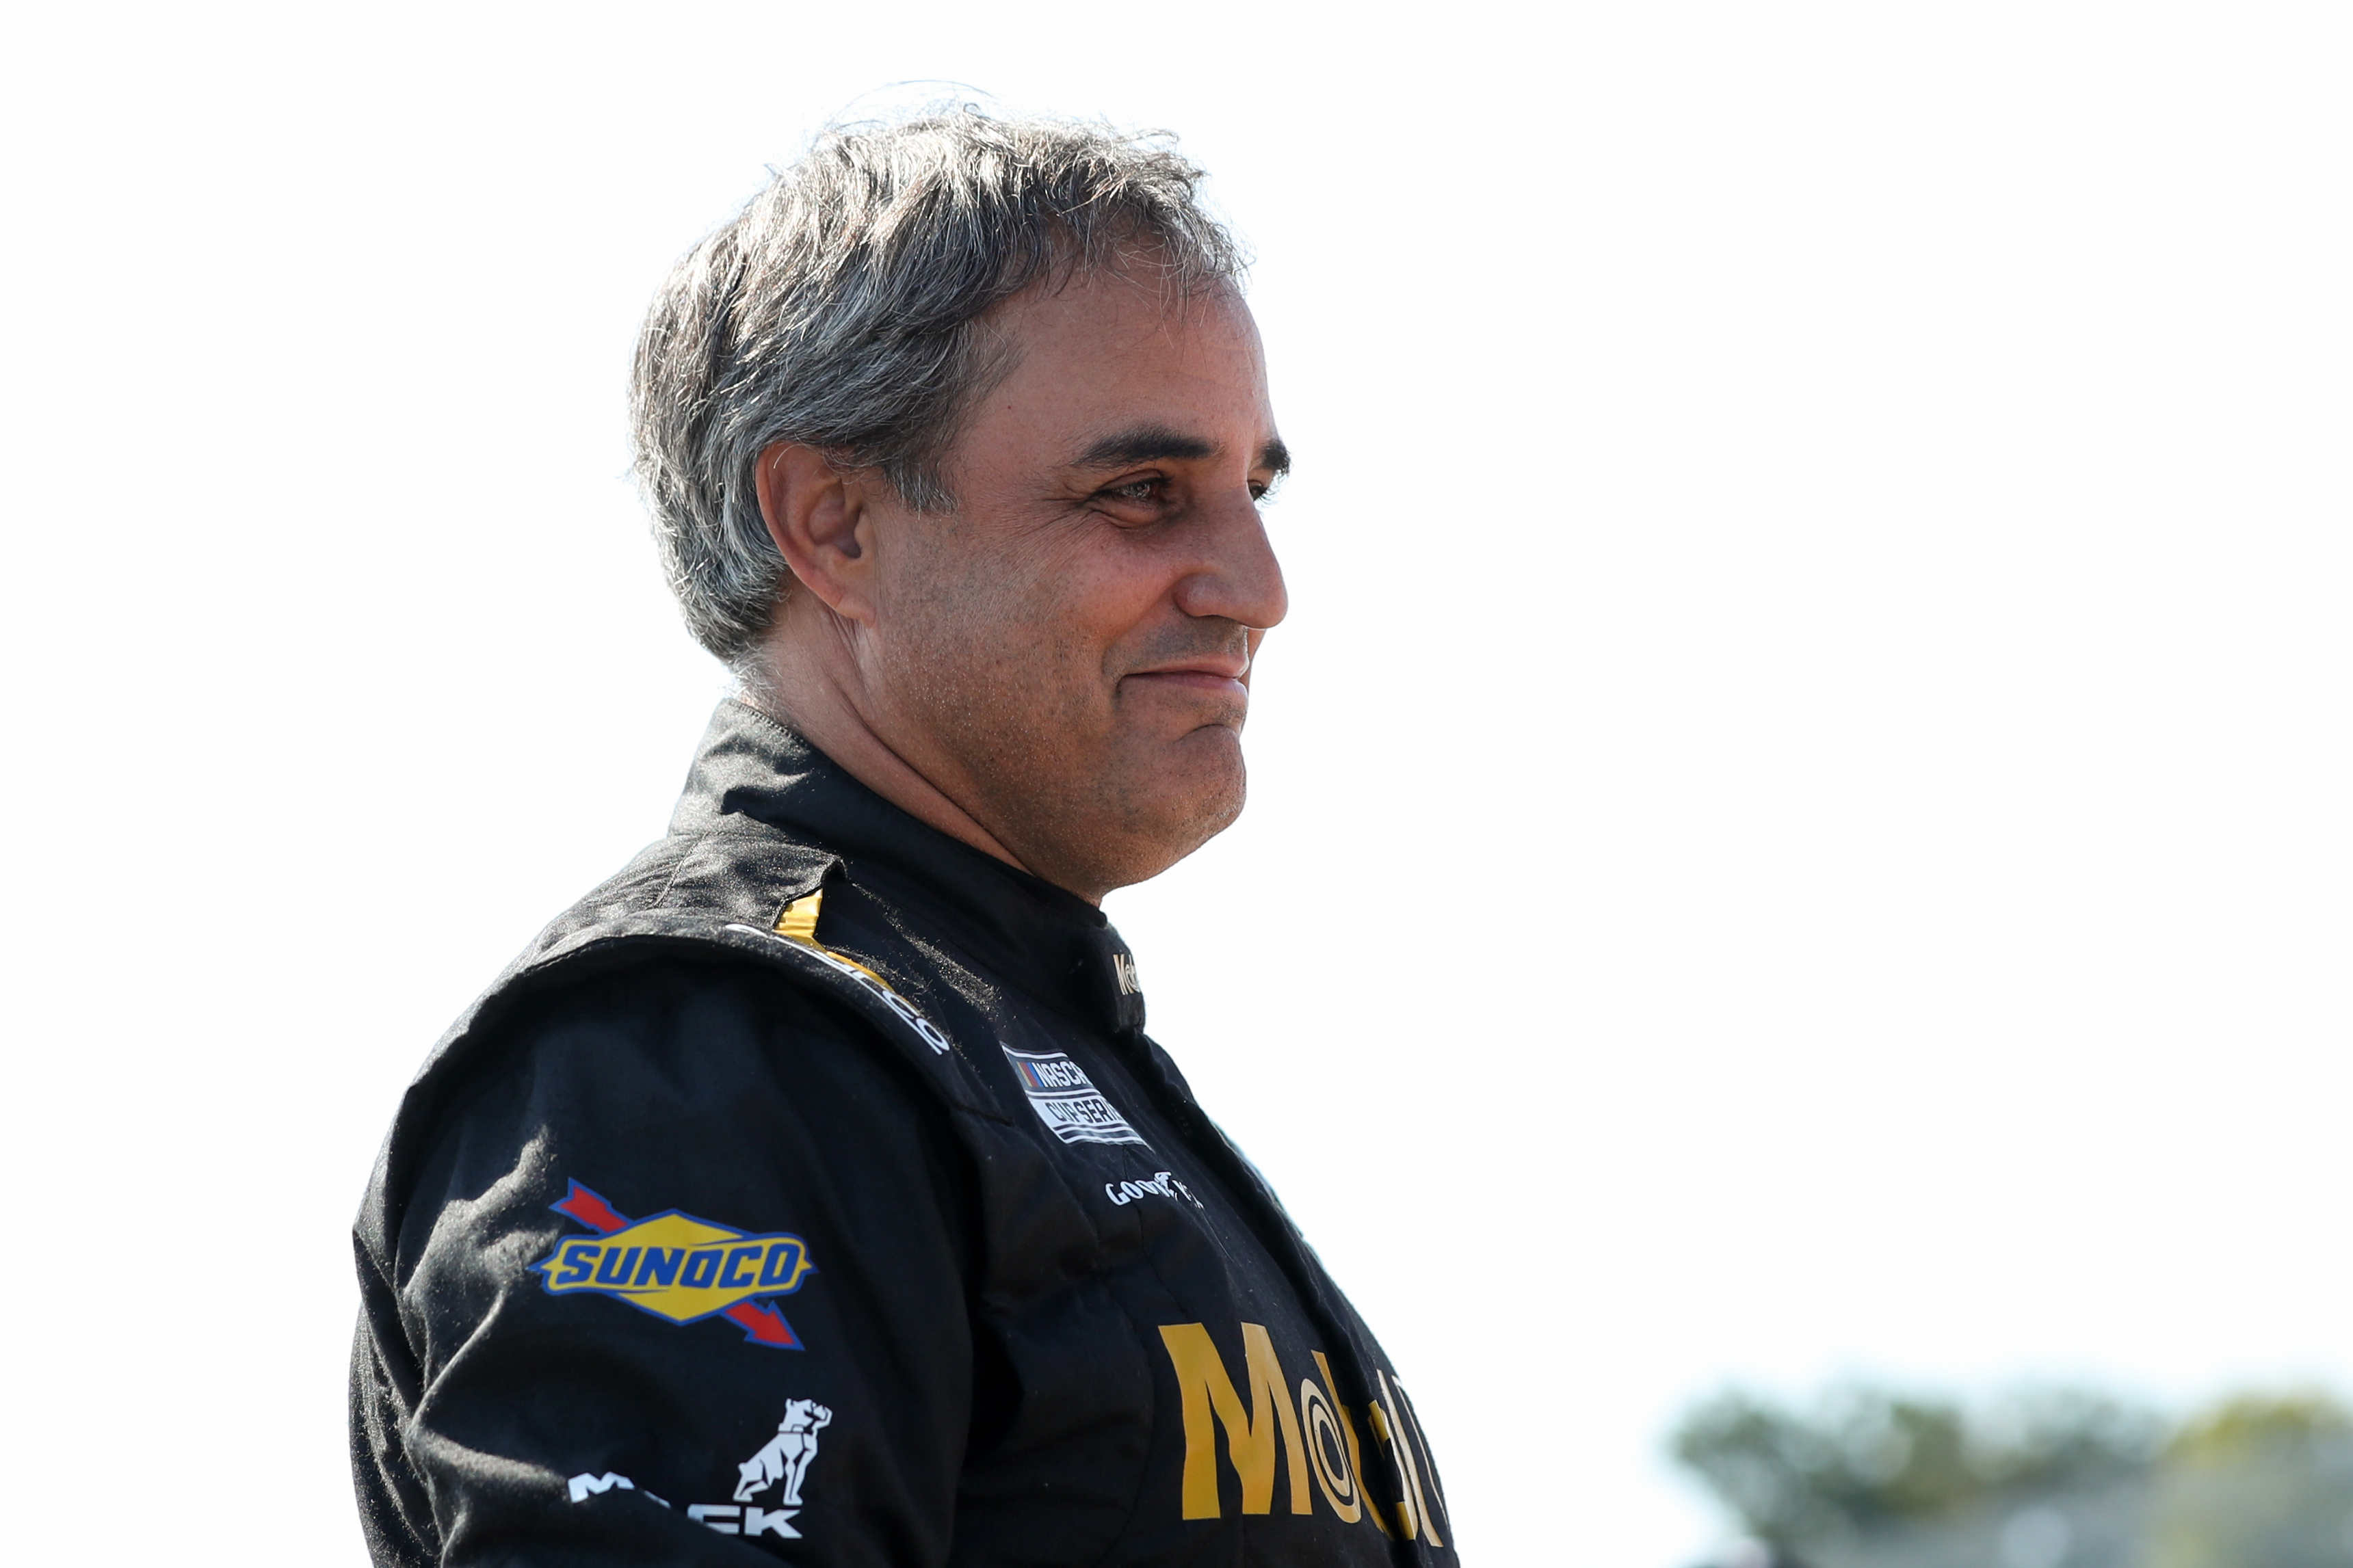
754, 442, 880, 624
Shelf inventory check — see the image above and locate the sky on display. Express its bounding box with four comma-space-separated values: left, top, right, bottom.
2, 3, 2349, 1563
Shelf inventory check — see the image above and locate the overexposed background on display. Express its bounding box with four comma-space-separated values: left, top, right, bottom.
3, 3, 2348, 1563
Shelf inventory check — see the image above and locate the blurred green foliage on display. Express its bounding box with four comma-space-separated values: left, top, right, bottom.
1672, 1383, 2353, 1567
1671, 1383, 2161, 1549
2145, 1394, 2353, 1568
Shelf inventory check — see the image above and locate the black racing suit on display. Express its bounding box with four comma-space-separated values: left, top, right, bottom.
350, 702, 1456, 1567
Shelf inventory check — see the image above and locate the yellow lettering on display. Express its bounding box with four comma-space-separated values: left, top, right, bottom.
1369, 1400, 1418, 1539
1335, 1396, 1393, 1538
1157, 1322, 1311, 1519
1378, 1371, 1443, 1548
1389, 1377, 1451, 1547
1300, 1352, 1362, 1523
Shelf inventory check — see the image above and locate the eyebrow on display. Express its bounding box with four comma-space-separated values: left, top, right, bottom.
1070, 425, 1292, 478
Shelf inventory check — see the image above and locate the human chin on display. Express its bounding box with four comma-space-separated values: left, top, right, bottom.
1133, 724, 1246, 833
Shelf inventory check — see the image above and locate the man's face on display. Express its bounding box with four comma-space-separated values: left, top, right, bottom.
859, 268, 1289, 899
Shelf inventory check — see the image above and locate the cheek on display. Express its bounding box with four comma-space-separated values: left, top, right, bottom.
888, 534, 1027, 653
996, 556, 1157, 670
1062, 549, 1185, 670
888, 549, 1086, 706
888, 526, 1171, 714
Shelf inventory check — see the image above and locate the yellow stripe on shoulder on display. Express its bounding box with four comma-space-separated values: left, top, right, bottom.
772, 890, 891, 990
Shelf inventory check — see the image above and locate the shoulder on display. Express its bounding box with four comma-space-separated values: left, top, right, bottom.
356, 946, 984, 1413
416, 945, 930, 1161
359, 942, 943, 1272
399, 818, 847, 1135
477, 948, 878, 1100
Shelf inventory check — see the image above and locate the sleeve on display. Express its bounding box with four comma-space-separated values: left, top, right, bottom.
353, 955, 977, 1567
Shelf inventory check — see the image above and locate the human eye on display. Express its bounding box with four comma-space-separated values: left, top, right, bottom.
1098, 476, 1166, 505
1086, 475, 1179, 525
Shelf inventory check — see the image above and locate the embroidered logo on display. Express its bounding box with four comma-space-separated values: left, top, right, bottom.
735, 1398, 832, 1508
563, 1398, 832, 1541
1002, 1045, 1148, 1147
1112, 951, 1142, 996
530, 1180, 813, 1348
568, 1471, 653, 1504
1105, 1170, 1202, 1208
724, 920, 954, 1054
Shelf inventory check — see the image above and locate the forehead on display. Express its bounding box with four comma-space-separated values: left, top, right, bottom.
975, 268, 1273, 448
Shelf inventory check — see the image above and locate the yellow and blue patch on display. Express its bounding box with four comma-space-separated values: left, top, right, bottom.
530, 1180, 813, 1348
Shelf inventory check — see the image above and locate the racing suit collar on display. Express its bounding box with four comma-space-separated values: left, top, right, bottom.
671, 700, 1146, 1036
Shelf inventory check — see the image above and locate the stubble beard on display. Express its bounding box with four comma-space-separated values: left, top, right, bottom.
886, 617, 1248, 898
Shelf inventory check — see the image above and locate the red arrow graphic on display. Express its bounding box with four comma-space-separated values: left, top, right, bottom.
553, 1180, 629, 1236
723, 1299, 803, 1348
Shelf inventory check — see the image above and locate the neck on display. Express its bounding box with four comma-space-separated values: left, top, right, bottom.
745, 633, 1053, 894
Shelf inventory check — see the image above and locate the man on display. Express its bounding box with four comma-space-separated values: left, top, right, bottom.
350, 109, 1455, 1567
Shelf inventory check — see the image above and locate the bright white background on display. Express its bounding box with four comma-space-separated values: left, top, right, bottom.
3, 3, 2348, 1563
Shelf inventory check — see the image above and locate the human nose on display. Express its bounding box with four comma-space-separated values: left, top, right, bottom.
1174, 490, 1288, 631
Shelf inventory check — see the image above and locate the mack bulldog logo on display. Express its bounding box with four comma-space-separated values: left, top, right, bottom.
531, 1180, 813, 1348
564, 1400, 834, 1543
736, 1399, 832, 1504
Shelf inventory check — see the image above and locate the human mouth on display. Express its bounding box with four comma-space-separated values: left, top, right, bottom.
1121, 656, 1250, 702
1126, 669, 1248, 699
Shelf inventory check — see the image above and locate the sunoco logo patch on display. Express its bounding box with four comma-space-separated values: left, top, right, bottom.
530, 1180, 813, 1348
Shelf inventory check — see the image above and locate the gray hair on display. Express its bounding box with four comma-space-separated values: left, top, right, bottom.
630, 107, 1246, 665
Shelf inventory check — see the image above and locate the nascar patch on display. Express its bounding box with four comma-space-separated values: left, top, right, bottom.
1001, 1045, 1148, 1147
529, 1180, 813, 1348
